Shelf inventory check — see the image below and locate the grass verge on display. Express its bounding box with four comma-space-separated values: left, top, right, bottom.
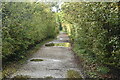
44, 76, 53, 79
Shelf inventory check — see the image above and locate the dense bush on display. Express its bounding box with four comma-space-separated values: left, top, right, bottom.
61, 2, 120, 72
2, 2, 57, 62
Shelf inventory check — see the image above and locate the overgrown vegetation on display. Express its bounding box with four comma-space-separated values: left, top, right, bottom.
61, 2, 120, 78
11, 75, 30, 80
67, 70, 82, 78
2, 2, 58, 64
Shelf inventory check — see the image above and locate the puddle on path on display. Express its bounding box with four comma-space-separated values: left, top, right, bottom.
30, 58, 61, 63
45, 43, 54, 47
45, 42, 70, 47
30, 59, 44, 62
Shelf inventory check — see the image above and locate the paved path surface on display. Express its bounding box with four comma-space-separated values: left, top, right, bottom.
11, 32, 83, 78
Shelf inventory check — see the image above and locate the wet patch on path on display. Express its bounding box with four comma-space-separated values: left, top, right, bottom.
30, 59, 44, 62
45, 42, 70, 47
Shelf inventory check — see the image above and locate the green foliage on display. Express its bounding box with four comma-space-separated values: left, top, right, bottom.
61, 2, 120, 70
2, 2, 57, 62
97, 66, 110, 74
